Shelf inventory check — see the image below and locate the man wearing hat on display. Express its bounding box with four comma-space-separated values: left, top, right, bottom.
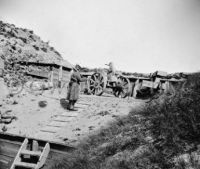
67, 65, 85, 111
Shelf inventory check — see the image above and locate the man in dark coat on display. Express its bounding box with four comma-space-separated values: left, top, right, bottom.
67, 66, 84, 110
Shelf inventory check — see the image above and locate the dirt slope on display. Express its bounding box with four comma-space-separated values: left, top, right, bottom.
0, 20, 62, 64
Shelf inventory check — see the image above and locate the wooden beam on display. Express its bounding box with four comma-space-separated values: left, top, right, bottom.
10, 138, 28, 169
36, 143, 50, 169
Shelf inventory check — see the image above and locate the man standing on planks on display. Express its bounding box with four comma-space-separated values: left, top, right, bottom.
67, 65, 86, 111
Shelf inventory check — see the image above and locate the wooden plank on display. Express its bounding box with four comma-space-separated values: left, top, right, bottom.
40, 126, 59, 133
32, 140, 39, 152
27, 70, 49, 78
58, 114, 77, 118
54, 116, 74, 122
14, 161, 36, 168
36, 143, 50, 169
21, 150, 41, 156
60, 112, 79, 117
47, 122, 66, 127
40, 129, 57, 133
76, 102, 90, 106
10, 138, 28, 169
53, 119, 71, 122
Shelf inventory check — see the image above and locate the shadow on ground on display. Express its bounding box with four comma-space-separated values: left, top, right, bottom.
60, 98, 69, 110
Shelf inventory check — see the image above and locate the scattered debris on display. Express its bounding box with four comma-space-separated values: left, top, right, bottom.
0, 108, 17, 125
98, 110, 110, 116
63, 138, 68, 141
112, 114, 119, 118
12, 100, 18, 105
2, 125, 7, 132
89, 126, 95, 130
75, 128, 81, 131
38, 100, 47, 108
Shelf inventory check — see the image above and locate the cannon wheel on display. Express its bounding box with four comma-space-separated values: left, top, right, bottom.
114, 75, 131, 98
88, 72, 106, 96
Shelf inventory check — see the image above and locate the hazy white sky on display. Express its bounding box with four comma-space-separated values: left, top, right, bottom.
0, 0, 200, 73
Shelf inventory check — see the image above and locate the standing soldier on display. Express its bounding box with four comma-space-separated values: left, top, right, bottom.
67, 65, 85, 111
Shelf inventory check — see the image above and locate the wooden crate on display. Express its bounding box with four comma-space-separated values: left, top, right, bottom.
153, 78, 161, 89
157, 71, 167, 77
142, 80, 154, 88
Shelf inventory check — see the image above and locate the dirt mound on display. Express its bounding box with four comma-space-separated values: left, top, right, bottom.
0, 20, 62, 65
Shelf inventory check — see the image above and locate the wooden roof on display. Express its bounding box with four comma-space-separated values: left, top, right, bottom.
18, 59, 73, 70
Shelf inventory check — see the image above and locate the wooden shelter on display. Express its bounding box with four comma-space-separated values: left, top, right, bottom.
17, 59, 73, 88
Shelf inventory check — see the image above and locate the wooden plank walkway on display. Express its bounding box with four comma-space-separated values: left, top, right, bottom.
35, 100, 91, 141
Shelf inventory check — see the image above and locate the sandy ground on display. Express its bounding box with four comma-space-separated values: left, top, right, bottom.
0, 88, 145, 146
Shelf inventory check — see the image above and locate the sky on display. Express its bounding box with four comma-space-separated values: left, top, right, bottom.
0, 0, 200, 73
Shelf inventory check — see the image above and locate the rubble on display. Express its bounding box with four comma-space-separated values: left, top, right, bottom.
0, 21, 62, 64
0, 20, 64, 87
0, 109, 17, 125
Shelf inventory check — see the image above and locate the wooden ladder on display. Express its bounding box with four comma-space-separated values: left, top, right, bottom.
10, 138, 50, 169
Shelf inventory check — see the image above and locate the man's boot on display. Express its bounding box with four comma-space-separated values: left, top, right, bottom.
71, 100, 77, 111
67, 100, 73, 110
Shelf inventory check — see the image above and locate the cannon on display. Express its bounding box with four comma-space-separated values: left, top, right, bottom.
86, 62, 132, 98
79, 63, 187, 99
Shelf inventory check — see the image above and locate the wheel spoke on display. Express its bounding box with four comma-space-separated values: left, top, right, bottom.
123, 81, 128, 86
93, 74, 97, 80
97, 75, 101, 80
95, 88, 98, 95
90, 79, 95, 83
98, 86, 103, 91
100, 81, 104, 85
90, 88, 95, 94
122, 85, 128, 88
